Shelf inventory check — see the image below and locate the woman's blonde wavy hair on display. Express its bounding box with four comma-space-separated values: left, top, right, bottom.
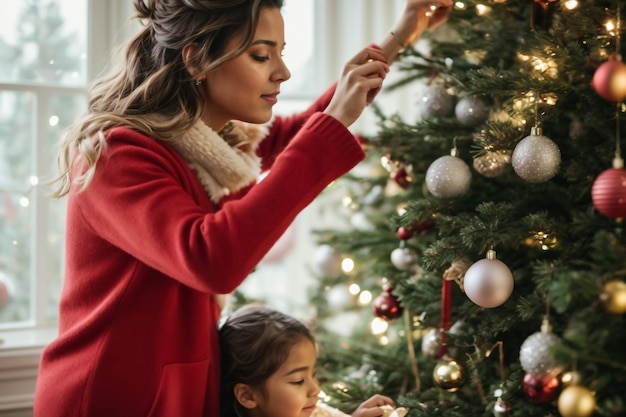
51, 0, 284, 198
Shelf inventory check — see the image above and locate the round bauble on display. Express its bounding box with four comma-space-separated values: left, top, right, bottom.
421, 328, 444, 359
372, 287, 403, 320
519, 330, 563, 378
463, 250, 514, 308
425, 155, 472, 198
600, 279, 626, 314
511, 128, 561, 183
493, 397, 512, 417
326, 284, 351, 309
433, 359, 465, 392
592, 55, 626, 102
473, 152, 507, 178
390, 247, 419, 270
558, 385, 596, 417
455, 95, 489, 126
313, 245, 342, 277
522, 372, 560, 404
420, 84, 455, 118
592, 163, 626, 219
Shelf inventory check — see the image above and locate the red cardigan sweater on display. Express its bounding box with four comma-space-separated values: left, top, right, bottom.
33, 88, 365, 417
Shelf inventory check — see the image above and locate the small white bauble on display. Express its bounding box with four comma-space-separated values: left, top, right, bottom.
519, 325, 564, 378
463, 250, 514, 308
420, 84, 455, 118
421, 328, 444, 359
313, 244, 342, 277
326, 284, 351, 309
511, 127, 561, 183
455, 95, 489, 126
390, 247, 419, 270
426, 155, 472, 198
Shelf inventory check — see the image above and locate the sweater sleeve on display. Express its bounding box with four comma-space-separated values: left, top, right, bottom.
73, 113, 364, 294
257, 83, 337, 171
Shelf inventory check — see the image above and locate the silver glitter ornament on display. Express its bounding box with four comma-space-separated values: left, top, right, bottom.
426, 153, 472, 198
421, 328, 444, 359
420, 84, 455, 118
519, 319, 564, 378
455, 95, 489, 126
313, 244, 342, 277
511, 127, 561, 183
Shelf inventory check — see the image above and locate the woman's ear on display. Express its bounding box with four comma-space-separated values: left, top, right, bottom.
233, 383, 259, 410
182, 43, 200, 78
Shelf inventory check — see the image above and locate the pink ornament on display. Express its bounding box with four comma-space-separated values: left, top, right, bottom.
463, 249, 514, 308
592, 55, 626, 102
592, 158, 626, 219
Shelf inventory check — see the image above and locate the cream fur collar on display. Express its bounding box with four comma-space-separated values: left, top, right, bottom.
169, 120, 269, 204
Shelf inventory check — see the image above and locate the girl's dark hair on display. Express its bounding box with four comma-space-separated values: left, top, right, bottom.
52, 0, 284, 197
219, 305, 315, 417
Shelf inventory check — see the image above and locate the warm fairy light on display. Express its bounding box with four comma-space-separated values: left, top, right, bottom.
19, 196, 29, 207
341, 195, 353, 208
358, 290, 373, 305
425, 5, 438, 17
49, 115, 59, 127
371, 317, 388, 335
475, 4, 491, 15
454, 1, 466, 9
541, 93, 559, 105
396, 202, 407, 216
380, 155, 393, 172
605, 20, 616, 34
29, 176, 39, 186
348, 283, 361, 295
341, 258, 355, 274
564, 0, 578, 10
379, 335, 390, 345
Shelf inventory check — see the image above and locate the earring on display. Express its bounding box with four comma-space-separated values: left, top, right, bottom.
195, 79, 204, 86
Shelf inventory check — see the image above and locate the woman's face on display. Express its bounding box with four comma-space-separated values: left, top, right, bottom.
202, 7, 291, 131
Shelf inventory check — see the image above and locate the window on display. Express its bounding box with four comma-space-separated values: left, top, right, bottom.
0, 0, 87, 329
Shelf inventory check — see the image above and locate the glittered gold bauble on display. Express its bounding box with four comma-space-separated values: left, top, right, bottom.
433, 359, 465, 392
473, 152, 507, 178
558, 385, 596, 417
600, 279, 626, 314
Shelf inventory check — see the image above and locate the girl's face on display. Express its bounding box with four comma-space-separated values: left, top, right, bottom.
250, 339, 320, 417
202, 7, 291, 131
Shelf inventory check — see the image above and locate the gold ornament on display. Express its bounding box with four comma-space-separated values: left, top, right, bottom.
561, 371, 582, 387
558, 385, 596, 417
433, 359, 465, 392
600, 279, 626, 314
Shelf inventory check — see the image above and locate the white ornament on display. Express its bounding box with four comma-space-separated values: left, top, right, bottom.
511, 126, 561, 183
420, 84, 455, 118
326, 284, 351, 309
421, 328, 444, 359
390, 247, 419, 270
463, 249, 514, 308
455, 95, 489, 126
519, 320, 564, 378
313, 245, 342, 277
426, 154, 472, 198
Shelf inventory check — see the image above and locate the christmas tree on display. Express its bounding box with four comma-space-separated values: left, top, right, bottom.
311, 1, 626, 416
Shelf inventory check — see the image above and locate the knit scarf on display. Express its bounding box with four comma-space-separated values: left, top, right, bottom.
169, 120, 269, 204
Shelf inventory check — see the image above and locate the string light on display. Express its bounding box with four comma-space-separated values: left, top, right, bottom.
341, 257, 355, 274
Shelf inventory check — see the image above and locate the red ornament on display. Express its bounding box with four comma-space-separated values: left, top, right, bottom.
397, 226, 414, 240
522, 372, 560, 404
392, 168, 412, 188
373, 287, 403, 320
592, 161, 626, 219
592, 55, 626, 102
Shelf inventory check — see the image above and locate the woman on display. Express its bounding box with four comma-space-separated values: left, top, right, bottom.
34, 0, 451, 416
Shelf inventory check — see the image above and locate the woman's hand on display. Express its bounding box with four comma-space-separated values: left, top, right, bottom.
351, 394, 396, 417
392, 0, 453, 46
324, 46, 390, 128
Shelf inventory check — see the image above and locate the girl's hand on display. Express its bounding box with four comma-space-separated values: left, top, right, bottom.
324, 47, 390, 127
351, 394, 396, 417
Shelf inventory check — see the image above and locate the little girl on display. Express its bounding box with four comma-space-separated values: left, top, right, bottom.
219, 305, 406, 417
